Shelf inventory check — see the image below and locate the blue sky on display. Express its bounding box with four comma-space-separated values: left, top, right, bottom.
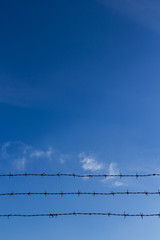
1, 0, 160, 239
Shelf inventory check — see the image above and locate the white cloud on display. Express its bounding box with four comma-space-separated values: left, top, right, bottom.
80, 153, 103, 171
102, 162, 119, 182
101, 0, 160, 33
108, 162, 119, 178
30, 150, 45, 158
46, 148, 53, 160
15, 157, 26, 170
30, 147, 53, 160
102, 162, 125, 187
59, 154, 71, 164
0, 142, 68, 171
114, 181, 125, 187
1, 142, 11, 154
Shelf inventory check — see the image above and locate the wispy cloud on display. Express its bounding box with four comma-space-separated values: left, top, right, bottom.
59, 154, 71, 164
114, 181, 125, 187
79, 153, 104, 171
100, 0, 160, 33
1, 141, 32, 170
102, 162, 125, 187
0, 141, 67, 171
108, 162, 119, 178
30, 147, 53, 161
15, 157, 26, 171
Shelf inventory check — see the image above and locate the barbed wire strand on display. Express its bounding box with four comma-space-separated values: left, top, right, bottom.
1, 212, 160, 218
1, 191, 160, 197
1, 172, 160, 178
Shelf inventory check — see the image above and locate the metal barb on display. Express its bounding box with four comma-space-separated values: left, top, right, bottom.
1, 172, 160, 178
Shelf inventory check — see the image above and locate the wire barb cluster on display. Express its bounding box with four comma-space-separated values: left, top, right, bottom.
1, 190, 160, 197
1, 172, 160, 178
1, 212, 160, 218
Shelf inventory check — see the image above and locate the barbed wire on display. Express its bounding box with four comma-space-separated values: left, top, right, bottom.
0, 212, 160, 218
1, 172, 160, 178
1, 190, 160, 197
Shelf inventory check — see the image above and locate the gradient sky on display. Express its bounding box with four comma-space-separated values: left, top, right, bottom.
1, 0, 160, 239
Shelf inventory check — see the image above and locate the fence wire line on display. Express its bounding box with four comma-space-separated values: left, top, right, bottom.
1, 172, 160, 178
1, 191, 160, 197
0, 212, 160, 218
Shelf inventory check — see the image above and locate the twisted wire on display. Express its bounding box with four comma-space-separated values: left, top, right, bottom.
0, 212, 160, 218
1, 172, 160, 178
1, 190, 160, 197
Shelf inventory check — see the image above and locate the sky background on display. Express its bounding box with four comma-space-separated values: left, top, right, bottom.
1, 0, 160, 239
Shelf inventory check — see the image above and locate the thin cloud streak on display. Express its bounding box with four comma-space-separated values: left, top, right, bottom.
0, 79, 33, 107
100, 0, 160, 33
0, 77, 53, 108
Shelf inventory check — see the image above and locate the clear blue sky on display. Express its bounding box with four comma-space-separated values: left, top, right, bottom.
1, 0, 160, 239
